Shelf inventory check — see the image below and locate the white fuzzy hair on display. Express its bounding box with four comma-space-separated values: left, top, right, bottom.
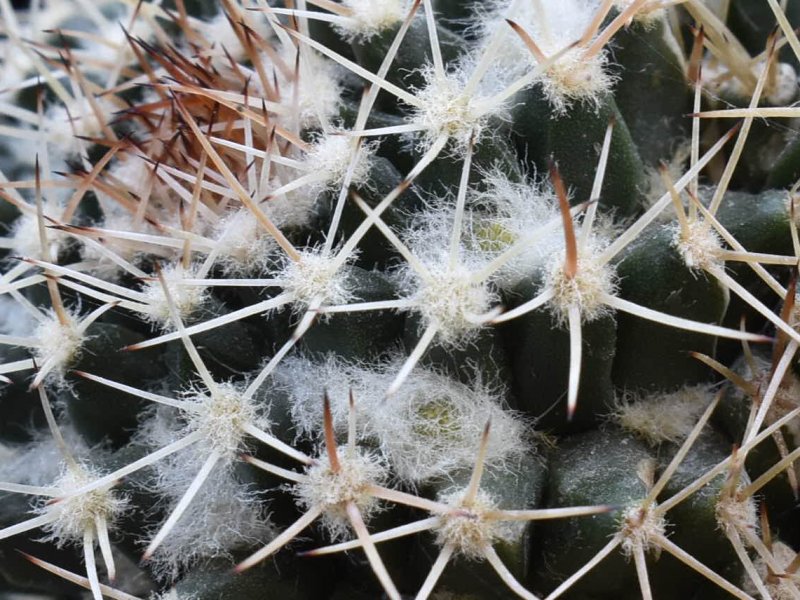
473, 0, 614, 111
134, 401, 275, 580
332, 0, 412, 41
276, 355, 529, 483
275, 46, 344, 129
142, 462, 274, 581
393, 204, 500, 345
469, 169, 563, 289
612, 385, 714, 446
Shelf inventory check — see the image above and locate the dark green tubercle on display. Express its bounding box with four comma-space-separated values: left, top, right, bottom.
337, 99, 415, 175
313, 155, 409, 270
715, 349, 800, 546
513, 89, 646, 218
611, 16, 691, 167
502, 277, 617, 433
0, 346, 42, 443
169, 558, 314, 600
68, 322, 167, 448
728, 0, 800, 69
767, 131, 800, 189
612, 224, 728, 392
531, 427, 651, 598
432, 0, 476, 31
412, 121, 523, 198
405, 314, 512, 393
713, 188, 792, 363
652, 429, 743, 598
300, 266, 405, 361
163, 295, 267, 386
350, 19, 463, 109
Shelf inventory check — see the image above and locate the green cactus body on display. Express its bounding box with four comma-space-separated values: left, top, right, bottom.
1, 2, 799, 600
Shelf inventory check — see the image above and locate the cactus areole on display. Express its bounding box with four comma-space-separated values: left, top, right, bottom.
1, 1, 800, 599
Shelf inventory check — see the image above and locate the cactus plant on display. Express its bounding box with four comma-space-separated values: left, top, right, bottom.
1, 0, 800, 599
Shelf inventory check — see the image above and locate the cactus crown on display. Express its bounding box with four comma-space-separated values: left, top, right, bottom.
1, 1, 800, 599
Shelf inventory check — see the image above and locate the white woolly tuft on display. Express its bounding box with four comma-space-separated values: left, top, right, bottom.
64, 1, 162, 66
0, 2, 80, 98
715, 491, 758, 538
140, 263, 208, 327
765, 62, 798, 106
134, 390, 274, 578
0, 444, 14, 464
475, 0, 614, 111
409, 264, 497, 345
0, 424, 91, 487
619, 503, 666, 556
9, 204, 66, 260
275, 47, 343, 129
613, 386, 713, 446
469, 169, 564, 289
705, 58, 798, 106
395, 207, 500, 344
434, 488, 520, 559
44, 99, 110, 158
178, 382, 271, 460
333, 0, 410, 41
410, 67, 493, 149
104, 154, 163, 206
277, 356, 529, 483
0, 48, 35, 101
295, 445, 388, 540
672, 221, 724, 271
0, 295, 35, 338
262, 188, 318, 231
79, 203, 178, 275
33, 312, 85, 384
142, 463, 274, 581
279, 249, 355, 310
537, 48, 612, 112
742, 541, 799, 600
212, 208, 278, 276
135, 383, 273, 507
37, 463, 128, 545
543, 245, 617, 325
302, 133, 375, 196
614, 0, 664, 23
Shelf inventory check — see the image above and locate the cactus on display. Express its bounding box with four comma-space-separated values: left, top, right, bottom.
1, 1, 800, 599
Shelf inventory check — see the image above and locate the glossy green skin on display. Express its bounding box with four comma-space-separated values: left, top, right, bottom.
612, 225, 728, 392
514, 89, 646, 218
531, 428, 654, 599
502, 276, 616, 433
4, 3, 800, 599
611, 18, 690, 168
67, 322, 167, 447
